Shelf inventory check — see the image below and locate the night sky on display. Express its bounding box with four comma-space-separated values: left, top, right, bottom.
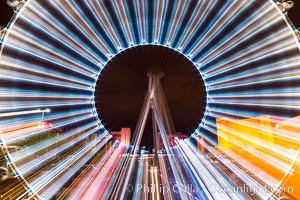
95, 45, 206, 147
1, 1, 300, 148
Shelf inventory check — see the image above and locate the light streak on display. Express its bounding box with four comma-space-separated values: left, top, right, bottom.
194, 2, 277, 63
0, 109, 50, 118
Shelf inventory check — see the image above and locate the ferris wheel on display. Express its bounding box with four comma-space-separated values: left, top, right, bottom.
0, 0, 300, 199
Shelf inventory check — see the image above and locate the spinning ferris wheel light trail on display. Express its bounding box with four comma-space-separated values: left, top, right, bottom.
0, 0, 300, 199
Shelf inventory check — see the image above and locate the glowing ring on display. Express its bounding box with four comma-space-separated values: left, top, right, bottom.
0, 0, 300, 199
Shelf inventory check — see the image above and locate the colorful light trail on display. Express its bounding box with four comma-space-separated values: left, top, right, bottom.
0, 0, 300, 199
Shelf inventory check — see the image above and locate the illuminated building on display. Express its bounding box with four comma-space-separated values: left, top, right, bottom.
216, 115, 300, 199
110, 128, 131, 146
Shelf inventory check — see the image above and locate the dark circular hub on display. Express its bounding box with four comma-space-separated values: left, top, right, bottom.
95, 45, 206, 148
